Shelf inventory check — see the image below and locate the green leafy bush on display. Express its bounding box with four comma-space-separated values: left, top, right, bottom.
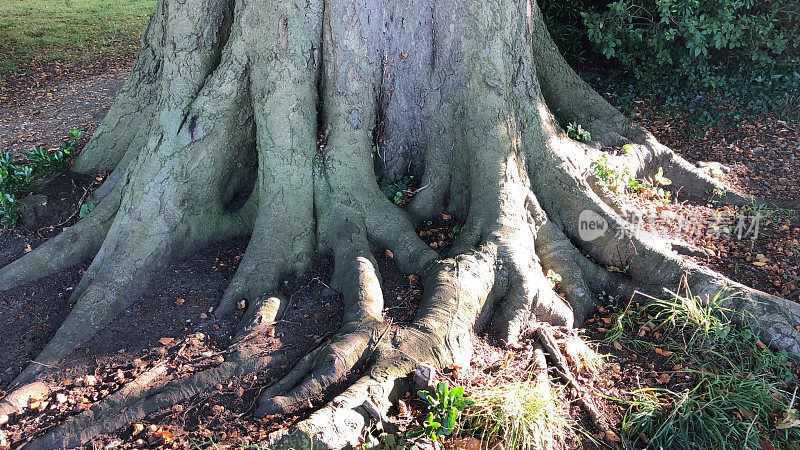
0, 129, 82, 227
540, 0, 800, 131
580, 0, 798, 87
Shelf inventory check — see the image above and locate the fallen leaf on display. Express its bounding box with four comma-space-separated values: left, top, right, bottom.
385, 249, 394, 259
23, 244, 32, 253
397, 399, 410, 418
605, 430, 621, 442
153, 429, 173, 444
760, 439, 776, 450
158, 337, 174, 345
656, 373, 670, 384
613, 341, 622, 350
777, 409, 800, 430
756, 339, 766, 349
237, 300, 246, 310
174, 298, 185, 306
132, 423, 145, 435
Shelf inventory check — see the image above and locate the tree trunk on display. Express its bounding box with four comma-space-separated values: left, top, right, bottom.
2, 0, 799, 447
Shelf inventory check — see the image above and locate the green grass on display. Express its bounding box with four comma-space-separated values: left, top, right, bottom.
461, 378, 571, 449
605, 288, 800, 449
0, 0, 155, 77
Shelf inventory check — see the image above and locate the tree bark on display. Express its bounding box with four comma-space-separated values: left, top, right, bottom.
2, 0, 798, 447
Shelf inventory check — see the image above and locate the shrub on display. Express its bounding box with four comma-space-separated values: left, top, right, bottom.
0, 129, 81, 227
540, 0, 800, 131
580, 0, 799, 87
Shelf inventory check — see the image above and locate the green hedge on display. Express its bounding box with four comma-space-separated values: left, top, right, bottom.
540, 0, 800, 129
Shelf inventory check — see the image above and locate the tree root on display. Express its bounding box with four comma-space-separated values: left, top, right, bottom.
533, 325, 605, 431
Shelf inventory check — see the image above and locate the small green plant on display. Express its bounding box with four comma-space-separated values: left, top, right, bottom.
591, 154, 620, 192
650, 167, 671, 187
79, 200, 96, 218
566, 122, 591, 142
406, 382, 473, 447
0, 129, 81, 227
545, 269, 562, 289
592, 155, 671, 202
378, 173, 414, 205
707, 187, 728, 205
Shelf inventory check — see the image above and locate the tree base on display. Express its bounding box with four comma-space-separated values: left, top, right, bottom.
2, 0, 800, 447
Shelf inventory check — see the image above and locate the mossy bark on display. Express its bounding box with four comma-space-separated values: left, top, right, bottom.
2, 0, 799, 447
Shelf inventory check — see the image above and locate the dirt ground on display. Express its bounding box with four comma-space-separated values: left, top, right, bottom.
0, 56, 798, 449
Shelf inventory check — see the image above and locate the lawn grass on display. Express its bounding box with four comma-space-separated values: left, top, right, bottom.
0, 0, 155, 77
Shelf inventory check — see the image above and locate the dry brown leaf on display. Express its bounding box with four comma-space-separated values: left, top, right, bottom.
656, 373, 670, 384
154, 429, 174, 444
613, 341, 622, 350
237, 300, 246, 310
605, 430, 621, 442
397, 399, 410, 418
158, 337, 174, 345
777, 409, 800, 430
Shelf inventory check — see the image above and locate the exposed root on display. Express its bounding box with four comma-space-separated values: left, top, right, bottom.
0, 184, 120, 291
533, 325, 605, 431
257, 220, 388, 416
23, 286, 294, 449
541, 160, 800, 357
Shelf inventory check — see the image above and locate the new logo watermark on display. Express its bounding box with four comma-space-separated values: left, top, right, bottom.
576, 208, 763, 245
578, 209, 609, 242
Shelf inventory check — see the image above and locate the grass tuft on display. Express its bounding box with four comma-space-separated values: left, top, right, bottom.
461, 377, 570, 450
607, 285, 800, 449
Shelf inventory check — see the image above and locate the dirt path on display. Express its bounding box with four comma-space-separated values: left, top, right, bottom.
0, 67, 129, 156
